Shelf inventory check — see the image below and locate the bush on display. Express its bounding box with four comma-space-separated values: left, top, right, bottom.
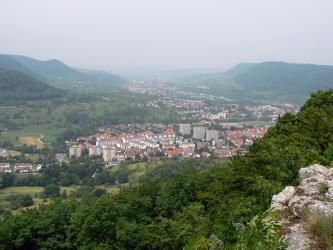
235, 214, 287, 250
7, 194, 34, 210
42, 184, 60, 198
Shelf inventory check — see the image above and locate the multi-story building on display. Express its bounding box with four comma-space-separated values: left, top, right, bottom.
206, 130, 219, 141
102, 147, 116, 163
69, 144, 85, 158
88, 145, 102, 156
193, 127, 206, 140
178, 124, 191, 135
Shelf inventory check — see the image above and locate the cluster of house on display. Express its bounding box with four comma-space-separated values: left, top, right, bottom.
222, 127, 268, 147
68, 123, 270, 164
69, 127, 183, 164
0, 163, 40, 174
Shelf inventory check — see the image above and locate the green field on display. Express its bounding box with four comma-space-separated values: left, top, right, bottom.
1, 124, 65, 145
0, 184, 121, 215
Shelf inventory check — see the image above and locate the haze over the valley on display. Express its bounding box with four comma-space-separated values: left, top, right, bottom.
1, 0, 333, 74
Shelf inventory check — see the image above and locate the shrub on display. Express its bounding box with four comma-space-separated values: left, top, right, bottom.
234, 214, 287, 250
319, 183, 329, 194
42, 184, 60, 198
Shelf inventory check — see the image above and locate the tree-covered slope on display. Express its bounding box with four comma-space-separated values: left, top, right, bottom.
223, 62, 257, 78
1, 90, 333, 249
0, 55, 42, 80
9, 54, 82, 78
0, 54, 123, 92
194, 62, 333, 103
236, 62, 333, 95
0, 69, 63, 104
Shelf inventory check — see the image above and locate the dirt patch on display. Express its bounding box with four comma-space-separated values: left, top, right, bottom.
19, 136, 44, 149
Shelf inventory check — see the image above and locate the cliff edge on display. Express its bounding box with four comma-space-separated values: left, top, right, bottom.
270, 164, 333, 249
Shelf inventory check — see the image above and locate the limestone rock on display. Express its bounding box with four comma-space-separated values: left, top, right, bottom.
270, 164, 333, 249
298, 164, 329, 182
286, 223, 312, 250
271, 186, 295, 210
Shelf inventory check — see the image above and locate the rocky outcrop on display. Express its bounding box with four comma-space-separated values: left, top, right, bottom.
270, 164, 333, 250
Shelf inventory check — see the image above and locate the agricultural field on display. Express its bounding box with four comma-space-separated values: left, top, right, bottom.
0, 186, 45, 213
6, 150, 22, 157
19, 136, 44, 149
0, 185, 119, 215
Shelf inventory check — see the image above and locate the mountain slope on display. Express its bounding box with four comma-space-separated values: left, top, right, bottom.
193, 62, 333, 103
223, 62, 257, 78
9, 54, 82, 78
1, 54, 123, 91
236, 62, 333, 94
0, 55, 42, 80
0, 69, 63, 104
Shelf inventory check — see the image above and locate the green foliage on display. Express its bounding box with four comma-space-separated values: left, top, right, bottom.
7, 194, 34, 210
234, 214, 287, 250
42, 184, 60, 198
95, 170, 116, 185
1, 90, 333, 249
193, 62, 333, 103
0, 69, 63, 105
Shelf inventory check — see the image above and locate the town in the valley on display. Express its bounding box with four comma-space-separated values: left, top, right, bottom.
68, 122, 268, 166
0, 79, 297, 173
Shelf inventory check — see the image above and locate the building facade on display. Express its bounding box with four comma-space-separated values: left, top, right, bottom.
193, 126, 206, 139
102, 147, 116, 163
178, 124, 191, 135
206, 130, 219, 141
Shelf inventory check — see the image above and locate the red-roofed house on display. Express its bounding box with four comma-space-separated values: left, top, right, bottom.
14, 163, 33, 173
0, 163, 12, 173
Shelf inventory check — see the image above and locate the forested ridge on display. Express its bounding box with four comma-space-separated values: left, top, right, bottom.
1, 90, 333, 249
0, 69, 63, 104
193, 62, 333, 103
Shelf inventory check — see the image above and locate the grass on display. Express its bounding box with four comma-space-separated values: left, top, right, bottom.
319, 183, 329, 194
0, 186, 44, 196
97, 185, 121, 195
7, 150, 22, 157
305, 211, 333, 248
0, 184, 121, 211
0, 186, 45, 212
1, 124, 65, 145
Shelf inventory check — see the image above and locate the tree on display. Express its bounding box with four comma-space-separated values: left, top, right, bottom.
43, 184, 60, 198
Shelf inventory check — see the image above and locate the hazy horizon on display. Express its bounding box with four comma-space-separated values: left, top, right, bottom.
1, 0, 333, 73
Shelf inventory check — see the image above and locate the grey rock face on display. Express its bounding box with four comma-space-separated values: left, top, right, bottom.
298, 164, 329, 182
270, 164, 333, 250
271, 186, 295, 210
285, 223, 312, 250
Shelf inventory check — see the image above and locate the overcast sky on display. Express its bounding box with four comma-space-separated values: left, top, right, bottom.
1, 0, 332, 72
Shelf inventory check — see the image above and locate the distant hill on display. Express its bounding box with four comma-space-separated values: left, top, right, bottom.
0, 69, 63, 104
0, 54, 123, 91
9, 55, 81, 78
191, 62, 333, 103
236, 62, 333, 95
0, 55, 42, 80
223, 62, 257, 77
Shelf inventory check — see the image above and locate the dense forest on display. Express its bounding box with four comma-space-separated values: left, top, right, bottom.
0, 69, 63, 104
0, 90, 333, 249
